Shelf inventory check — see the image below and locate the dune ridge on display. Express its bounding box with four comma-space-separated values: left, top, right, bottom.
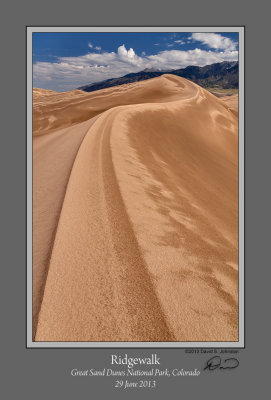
34, 75, 238, 342
33, 75, 199, 136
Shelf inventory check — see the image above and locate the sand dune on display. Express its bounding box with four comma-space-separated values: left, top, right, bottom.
33, 75, 238, 342
220, 94, 238, 116
33, 117, 99, 337
33, 76, 198, 136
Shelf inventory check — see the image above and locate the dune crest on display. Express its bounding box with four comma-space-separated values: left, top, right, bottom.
33, 75, 197, 136
34, 75, 238, 342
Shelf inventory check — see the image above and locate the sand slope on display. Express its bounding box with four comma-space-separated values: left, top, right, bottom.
33, 117, 99, 337
34, 75, 238, 342
33, 76, 199, 136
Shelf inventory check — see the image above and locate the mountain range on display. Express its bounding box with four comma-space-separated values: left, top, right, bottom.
79, 61, 238, 93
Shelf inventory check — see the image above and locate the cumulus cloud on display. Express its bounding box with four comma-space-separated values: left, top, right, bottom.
117, 44, 142, 65
190, 33, 237, 51
95, 46, 101, 51
88, 42, 93, 48
33, 42, 238, 91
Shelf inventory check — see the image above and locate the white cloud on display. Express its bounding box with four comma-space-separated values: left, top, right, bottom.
33, 43, 238, 91
174, 39, 185, 45
89, 43, 101, 51
147, 48, 238, 70
117, 44, 143, 65
190, 33, 237, 51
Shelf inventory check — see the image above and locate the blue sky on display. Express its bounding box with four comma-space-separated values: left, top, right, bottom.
33, 32, 239, 91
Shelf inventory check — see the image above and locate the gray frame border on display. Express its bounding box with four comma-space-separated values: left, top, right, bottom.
27, 26, 244, 348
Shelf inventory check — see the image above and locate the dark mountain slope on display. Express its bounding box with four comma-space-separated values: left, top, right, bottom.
79, 61, 238, 93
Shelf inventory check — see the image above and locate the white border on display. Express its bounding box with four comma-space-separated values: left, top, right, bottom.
27, 26, 244, 348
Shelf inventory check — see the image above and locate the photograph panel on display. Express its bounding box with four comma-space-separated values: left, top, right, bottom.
28, 27, 244, 346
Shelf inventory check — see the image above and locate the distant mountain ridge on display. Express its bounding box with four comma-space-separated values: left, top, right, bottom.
79, 61, 238, 93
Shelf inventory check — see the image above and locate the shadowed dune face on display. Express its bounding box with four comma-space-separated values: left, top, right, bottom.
33, 75, 239, 342
113, 92, 238, 340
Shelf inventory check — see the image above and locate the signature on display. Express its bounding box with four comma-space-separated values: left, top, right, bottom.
204, 356, 239, 371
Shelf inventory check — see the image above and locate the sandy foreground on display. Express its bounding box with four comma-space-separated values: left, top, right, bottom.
33, 75, 238, 342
